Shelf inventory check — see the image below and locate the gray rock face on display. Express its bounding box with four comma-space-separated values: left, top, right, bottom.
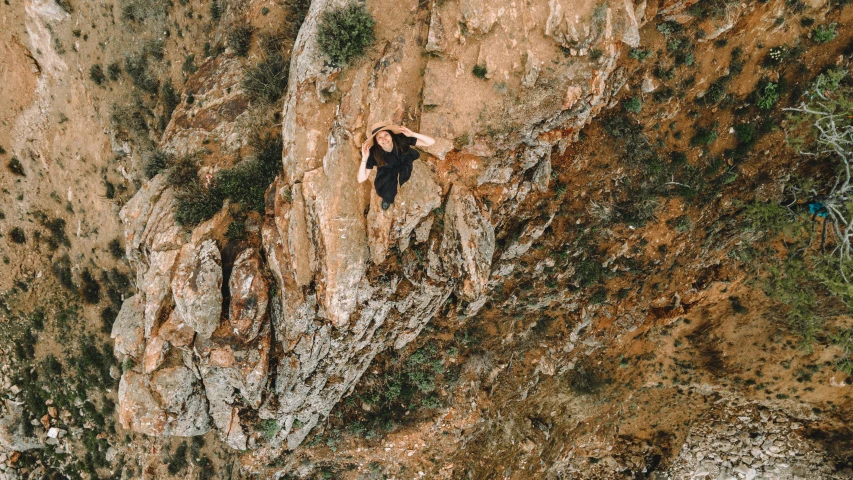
149, 366, 211, 437
0, 400, 42, 452
111, 294, 145, 359
171, 239, 223, 339
112, 0, 634, 456
441, 185, 495, 300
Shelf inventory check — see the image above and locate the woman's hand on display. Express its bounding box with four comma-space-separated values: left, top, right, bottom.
361, 141, 370, 159
399, 126, 414, 136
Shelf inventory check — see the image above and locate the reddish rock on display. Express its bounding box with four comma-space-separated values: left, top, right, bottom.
171, 239, 223, 339
117, 372, 168, 436
228, 248, 269, 342
143, 335, 168, 374
159, 310, 196, 347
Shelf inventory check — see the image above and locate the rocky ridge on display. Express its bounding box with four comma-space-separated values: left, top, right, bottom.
111, 0, 646, 454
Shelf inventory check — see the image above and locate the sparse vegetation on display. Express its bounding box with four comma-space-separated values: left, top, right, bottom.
628, 48, 651, 61
243, 53, 289, 103
172, 134, 283, 226
623, 97, 642, 114
570, 363, 608, 395
89, 64, 106, 85
317, 2, 375, 65
80, 269, 101, 304
227, 25, 254, 57
691, 126, 717, 147
107, 61, 122, 81
472, 64, 488, 79
143, 149, 171, 179
755, 81, 780, 110
7, 157, 25, 176
812, 23, 838, 44
124, 50, 159, 94
10, 227, 26, 244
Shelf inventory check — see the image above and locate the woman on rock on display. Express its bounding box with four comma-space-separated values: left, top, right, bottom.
358, 121, 436, 210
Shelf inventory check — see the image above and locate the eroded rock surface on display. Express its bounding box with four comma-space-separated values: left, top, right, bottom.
113, 0, 642, 454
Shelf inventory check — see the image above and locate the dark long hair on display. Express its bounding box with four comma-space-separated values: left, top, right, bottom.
370, 133, 410, 167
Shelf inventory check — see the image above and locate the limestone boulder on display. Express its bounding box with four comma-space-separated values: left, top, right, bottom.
228, 248, 269, 342
117, 372, 168, 436
111, 294, 145, 359
149, 366, 211, 436
162, 56, 251, 157
441, 185, 496, 299
159, 310, 196, 347
0, 400, 42, 452
143, 335, 168, 374
171, 239, 223, 339
301, 127, 369, 329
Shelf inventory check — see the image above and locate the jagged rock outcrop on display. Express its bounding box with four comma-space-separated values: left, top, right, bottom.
0, 400, 42, 452
172, 239, 223, 340
113, 0, 646, 454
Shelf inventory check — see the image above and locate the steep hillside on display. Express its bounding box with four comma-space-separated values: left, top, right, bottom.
1, 0, 853, 478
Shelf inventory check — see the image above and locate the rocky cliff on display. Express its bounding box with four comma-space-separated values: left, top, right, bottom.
112, 0, 645, 453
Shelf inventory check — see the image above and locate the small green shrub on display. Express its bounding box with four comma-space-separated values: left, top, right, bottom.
589, 287, 607, 304
755, 81, 780, 110
145, 38, 165, 60
228, 25, 254, 57
570, 363, 608, 395
174, 184, 224, 226
52, 254, 75, 290
104, 178, 116, 199
100, 307, 118, 334
656, 21, 682, 36
80, 269, 101, 304
172, 135, 283, 226
7, 157, 25, 176
667, 215, 694, 233
89, 64, 106, 85
628, 48, 651, 61
472, 64, 487, 79
43, 217, 70, 249
167, 442, 189, 474
690, 127, 717, 147
576, 258, 604, 287
243, 53, 289, 103
765, 258, 821, 347
161, 80, 180, 126
812, 23, 838, 43
623, 97, 642, 114
214, 134, 283, 211
10, 227, 26, 244
143, 149, 171, 179
209, 0, 223, 21
120, 0, 169, 22
699, 76, 730, 105
225, 220, 247, 240
182, 53, 198, 75
259, 419, 280, 440
734, 123, 756, 144
589, 48, 603, 60
317, 2, 375, 65
107, 61, 122, 81
124, 52, 159, 94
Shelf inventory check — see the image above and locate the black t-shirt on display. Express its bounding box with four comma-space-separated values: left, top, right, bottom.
366, 134, 420, 170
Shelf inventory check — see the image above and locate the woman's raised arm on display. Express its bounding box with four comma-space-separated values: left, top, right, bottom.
357, 142, 371, 183
399, 126, 436, 148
